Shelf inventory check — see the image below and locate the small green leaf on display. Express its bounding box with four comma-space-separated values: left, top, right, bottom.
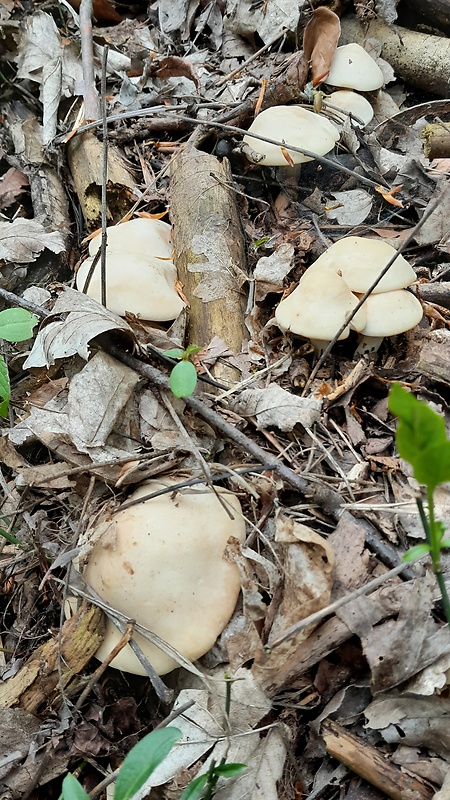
440, 539, 450, 549
184, 344, 202, 357
0, 528, 22, 546
213, 763, 247, 778
113, 727, 181, 800
403, 544, 431, 562
179, 774, 209, 800
61, 773, 90, 800
0, 356, 10, 418
169, 360, 198, 398
163, 348, 185, 360
388, 384, 450, 489
0, 308, 38, 343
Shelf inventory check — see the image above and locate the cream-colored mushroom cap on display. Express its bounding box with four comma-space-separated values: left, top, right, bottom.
76, 217, 184, 321
326, 90, 374, 127
83, 480, 246, 676
275, 264, 366, 340
312, 236, 416, 294
243, 105, 340, 166
327, 44, 384, 91
358, 289, 423, 336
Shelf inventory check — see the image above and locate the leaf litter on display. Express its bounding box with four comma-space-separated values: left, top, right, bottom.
2, 1, 450, 798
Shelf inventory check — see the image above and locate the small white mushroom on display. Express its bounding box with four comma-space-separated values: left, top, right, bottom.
76, 217, 184, 321
324, 90, 374, 128
275, 264, 366, 355
82, 480, 246, 676
243, 105, 340, 167
311, 236, 416, 294
356, 289, 423, 354
326, 43, 384, 91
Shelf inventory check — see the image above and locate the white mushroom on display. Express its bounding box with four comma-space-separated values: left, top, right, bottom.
324, 90, 374, 128
356, 289, 423, 354
242, 105, 340, 167
275, 264, 366, 355
76, 217, 184, 321
311, 236, 416, 294
326, 43, 384, 91
82, 479, 246, 676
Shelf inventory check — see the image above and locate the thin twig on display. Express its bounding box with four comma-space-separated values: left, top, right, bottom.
100, 45, 109, 308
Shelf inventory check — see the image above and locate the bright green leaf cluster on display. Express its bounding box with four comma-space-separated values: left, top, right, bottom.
0, 307, 38, 419
388, 383, 450, 491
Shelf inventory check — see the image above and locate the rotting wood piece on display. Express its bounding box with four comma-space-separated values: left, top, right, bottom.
421, 123, 450, 160
0, 602, 104, 714
67, 131, 136, 230
170, 144, 248, 388
322, 719, 434, 800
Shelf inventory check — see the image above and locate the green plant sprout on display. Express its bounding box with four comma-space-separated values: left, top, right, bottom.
164, 344, 202, 399
0, 307, 38, 418
60, 725, 246, 800
389, 383, 450, 625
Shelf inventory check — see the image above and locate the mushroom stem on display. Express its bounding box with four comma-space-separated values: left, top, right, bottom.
355, 335, 384, 355
310, 338, 332, 356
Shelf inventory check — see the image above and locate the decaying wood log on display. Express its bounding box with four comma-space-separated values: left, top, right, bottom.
0, 602, 104, 714
421, 123, 450, 160
340, 14, 450, 96
400, 0, 450, 36
322, 719, 434, 800
67, 131, 136, 229
169, 144, 248, 387
417, 281, 450, 308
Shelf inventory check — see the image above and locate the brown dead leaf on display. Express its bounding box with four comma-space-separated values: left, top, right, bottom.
0, 167, 29, 209
0, 218, 65, 263
302, 6, 341, 87
151, 56, 199, 88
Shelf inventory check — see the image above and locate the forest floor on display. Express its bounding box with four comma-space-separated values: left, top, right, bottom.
2, 0, 450, 798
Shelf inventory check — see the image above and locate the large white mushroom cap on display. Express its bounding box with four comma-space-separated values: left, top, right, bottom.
326, 90, 374, 127
327, 43, 384, 91
358, 290, 423, 337
311, 236, 416, 294
243, 105, 340, 166
83, 479, 246, 676
275, 264, 366, 342
76, 217, 184, 321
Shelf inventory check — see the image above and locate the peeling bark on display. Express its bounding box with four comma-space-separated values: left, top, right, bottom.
169, 145, 248, 387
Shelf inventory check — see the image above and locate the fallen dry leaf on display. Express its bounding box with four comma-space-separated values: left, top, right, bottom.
302, 6, 341, 86
0, 218, 65, 263
0, 167, 29, 209
230, 383, 321, 431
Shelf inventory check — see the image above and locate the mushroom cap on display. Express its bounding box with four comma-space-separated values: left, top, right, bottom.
83, 480, 246, 675
275, 264, 367, 340
243, 105, 340, 166
326, 90, 374, 127
312, 236, 416, 294
326, 43, 384, 91
358, 289, 423, 336
76, 218, 184, 321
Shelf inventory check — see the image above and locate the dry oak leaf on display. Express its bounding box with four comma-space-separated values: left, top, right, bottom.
0, 219, 65, 263
303, 6, 341, 87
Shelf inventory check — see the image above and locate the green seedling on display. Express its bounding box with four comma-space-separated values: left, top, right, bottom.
164, 344, 202, 399
0, 307, 38, 418
60, 724, 247, 800
389, 383, 450, 624
180, 760, 247, 800
60, 727, 182, 800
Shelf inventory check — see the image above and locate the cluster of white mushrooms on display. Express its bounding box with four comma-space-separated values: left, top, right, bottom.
275, 236, 423, 355
76, 216, 184, 321
243, 43, 384, 169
